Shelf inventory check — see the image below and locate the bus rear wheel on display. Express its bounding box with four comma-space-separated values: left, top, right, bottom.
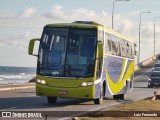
47, 96, 57, 104
113, 94, 126, 100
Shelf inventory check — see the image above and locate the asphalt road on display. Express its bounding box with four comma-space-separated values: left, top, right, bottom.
0, 61, 160, 120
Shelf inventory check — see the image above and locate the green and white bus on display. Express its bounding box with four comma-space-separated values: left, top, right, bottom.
28, 21, 136, 104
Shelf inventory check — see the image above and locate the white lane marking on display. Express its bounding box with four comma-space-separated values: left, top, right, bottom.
28, 95, 36, 97
88, 103, 120, 112
1, 107, 17, 110
58, 117, 72, 120
134, 68, 152, 79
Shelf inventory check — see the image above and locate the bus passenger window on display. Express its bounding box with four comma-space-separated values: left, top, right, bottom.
131, 43, 134, 59
106, 34, 112, 54
121, 39, 126, 57
115, 37, 119, 56
126, 42, 130, 58
108, 40, 112, 51
111, 40, 116, 55
117, 40, 121, 56
128, 42, 132, 59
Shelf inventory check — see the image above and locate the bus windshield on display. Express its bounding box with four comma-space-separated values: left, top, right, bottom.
37, 28, 97, 78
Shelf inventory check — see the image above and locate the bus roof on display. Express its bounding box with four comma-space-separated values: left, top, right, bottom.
45, 21, 99, 29
45, 21, 133, 42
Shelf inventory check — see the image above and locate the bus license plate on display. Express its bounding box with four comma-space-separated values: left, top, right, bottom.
58, 90, 68, 94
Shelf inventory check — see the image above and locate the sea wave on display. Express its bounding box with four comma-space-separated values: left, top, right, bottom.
0, 66, 36, 84
20, 73, 26, 75
0, 73, 35, 81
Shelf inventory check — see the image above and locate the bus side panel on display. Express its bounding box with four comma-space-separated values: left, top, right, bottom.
101, 56, 134, 97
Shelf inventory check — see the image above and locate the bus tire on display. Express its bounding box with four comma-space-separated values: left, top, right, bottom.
113, 95, 118, 100
113, 94, 126, 100
94, 87, 104, 104
47, 96, 57, 104
148, 85, 152, 88
119, 94, 126, 100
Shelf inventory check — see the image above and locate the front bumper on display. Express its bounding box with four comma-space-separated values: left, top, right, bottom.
36, 83, 95, 99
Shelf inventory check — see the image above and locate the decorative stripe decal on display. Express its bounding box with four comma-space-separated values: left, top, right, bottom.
106, 61, 134, 94
117, 58, 127, 83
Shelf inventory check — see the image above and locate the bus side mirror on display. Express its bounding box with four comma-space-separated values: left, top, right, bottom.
28, 38, 40, 57
134, 43, 137, 56
97, 42, 103, 58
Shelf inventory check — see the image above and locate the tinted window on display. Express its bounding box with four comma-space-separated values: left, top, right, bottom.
154, 64, 160, 67
105, 33, 134, 59
151, 72, 160, 77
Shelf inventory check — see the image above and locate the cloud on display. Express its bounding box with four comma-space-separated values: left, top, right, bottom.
16, 7, 37, 18
141, 22, 153, 39
0, 8, 44, 29
0, 39, 18, 46
0, 32, 38, 50
71, 8, 97, 20
43, 5, 110, 23
44, 5, 66, 20
127, 11, 140, 16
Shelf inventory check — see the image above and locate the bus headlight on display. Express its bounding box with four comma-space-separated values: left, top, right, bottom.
37, 79, 41, 83
80, 82, 94, 87
41, 80, 47, 85
37, 79, 47, 85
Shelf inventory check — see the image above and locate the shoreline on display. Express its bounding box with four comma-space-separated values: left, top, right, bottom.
0, 82, 35, 91
0, 76, 36, 91
0, 76, 36, 85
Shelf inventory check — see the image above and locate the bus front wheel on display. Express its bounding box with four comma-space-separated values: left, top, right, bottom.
47, 96, 57, 104
94, 87, 104, 104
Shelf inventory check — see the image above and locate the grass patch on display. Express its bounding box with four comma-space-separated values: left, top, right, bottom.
110, 100, 160, 111
78, 99, 160, 120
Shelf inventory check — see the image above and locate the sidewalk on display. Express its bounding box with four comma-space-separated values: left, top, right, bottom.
0, 83, 35, 91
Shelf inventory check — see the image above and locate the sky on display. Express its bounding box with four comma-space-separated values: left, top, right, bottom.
0, 0, 160, 67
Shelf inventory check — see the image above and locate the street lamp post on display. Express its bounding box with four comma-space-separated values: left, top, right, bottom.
154, 17, 160, 56
137, 11, 151, 64
112, 0, 129, 29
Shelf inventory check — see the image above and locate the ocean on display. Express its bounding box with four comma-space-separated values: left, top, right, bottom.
0, 66, 36, 84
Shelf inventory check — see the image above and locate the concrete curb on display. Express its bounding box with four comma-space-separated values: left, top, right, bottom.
0, 83, 35, 91
152, 89, 160, 100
